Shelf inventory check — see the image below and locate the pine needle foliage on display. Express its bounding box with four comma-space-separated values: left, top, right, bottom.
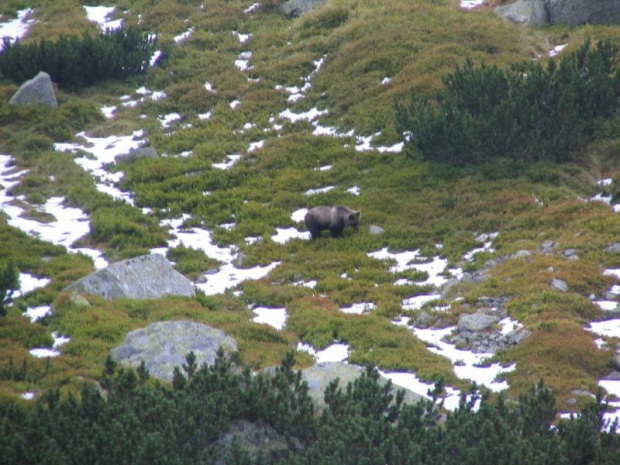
2, 356, 620, 464
0, 261, 18, 318
0, 28, 156, 89
396, 39, 620, 166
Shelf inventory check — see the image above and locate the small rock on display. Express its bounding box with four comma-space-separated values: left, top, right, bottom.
604, 243, 620, 254
416, 312, 434, 328
540, 240, 558, 253
550, 278, 568, 292
511, 250, 532, 259
368, 225, 385, 236
68, 291, 90, 307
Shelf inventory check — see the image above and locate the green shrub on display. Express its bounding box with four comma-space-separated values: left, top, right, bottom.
396, 39, 620, 166
0, 261, 18, 317
0, 28, 156, 89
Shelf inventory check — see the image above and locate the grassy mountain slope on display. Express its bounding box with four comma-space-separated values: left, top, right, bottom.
1, 0, 620, 411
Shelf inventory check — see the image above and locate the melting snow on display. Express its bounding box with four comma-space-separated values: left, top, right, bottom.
100, 106, 117, 118
0, 8, 35, 51
159, 112, 182, 128
549, 44, 568, 58
460, 0, 485, 9
379, 370, 465, 411
84, 6, 122, 31
291, 208, 308, 223
213, 155, 241, 170
252, 307, 287, 330
15, 273, 50, 298
29, 348, 60, 358
304, 186, 335, 196
23, 305, 52, 322
248, 140, 264, 152
199, 111, 213, 120
463, 232, 498, 261
402, 294, 441, 311
298, 342, 350, 363
395, 318, 515, 392
235, 51, 253, 71
272, 227, 311, 244
279, 107, 328, 123
340, 302, 376, 314
233, 31, 252, 44
587, 319, 620, 338
595, 301, 618, 311
244, 3, 261, 13
174, 28, 193, 43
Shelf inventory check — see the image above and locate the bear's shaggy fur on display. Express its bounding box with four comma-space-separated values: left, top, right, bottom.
304, 206, 361, 239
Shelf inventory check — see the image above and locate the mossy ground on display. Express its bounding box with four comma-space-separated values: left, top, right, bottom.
1, 0, 620, 409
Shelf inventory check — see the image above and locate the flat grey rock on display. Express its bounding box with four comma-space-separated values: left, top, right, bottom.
550, 278, 568, 293
110, 320, 238, 381
458, 312, 498, 332
65, 254, 195, 300
301, 362, 424, 410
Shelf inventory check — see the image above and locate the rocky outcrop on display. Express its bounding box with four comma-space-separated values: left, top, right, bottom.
65, 254, 195, 300
495, 0, 547, 27
211, 420, 300, 465
546, 0, 620, 26
110, 320, 238, 381
494, 0, 620, 27
446, 306, 531, 354
301, 362, 424, 409
280, 0, 328, 18
9, 71, 58, 107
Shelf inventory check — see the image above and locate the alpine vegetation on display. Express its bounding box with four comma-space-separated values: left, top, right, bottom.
396, 39, 620, 166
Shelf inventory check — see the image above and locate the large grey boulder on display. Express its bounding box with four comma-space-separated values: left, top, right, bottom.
110, 320, 238, 381
301, 362, 424, 410
211, 420, 299, 465
9, 72, 58, 107
546, 0, 620, 26
65, 254, 195, 300
495, 0, 547, 26
495, 0, 620, 27
457, 312, 498, 332
280, 0, 328, 17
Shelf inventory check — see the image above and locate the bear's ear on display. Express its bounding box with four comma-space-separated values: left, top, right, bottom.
354, 211, 361, 218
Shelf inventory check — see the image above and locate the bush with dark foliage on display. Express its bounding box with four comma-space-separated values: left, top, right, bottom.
0, 28, 156, 90
396, 39, 620, 166
1, 351, 620, 464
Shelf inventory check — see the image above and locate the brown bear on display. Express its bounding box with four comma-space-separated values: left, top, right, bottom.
304, 206, 361, 239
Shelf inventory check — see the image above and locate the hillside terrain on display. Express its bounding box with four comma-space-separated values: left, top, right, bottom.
2, 0, 620, 435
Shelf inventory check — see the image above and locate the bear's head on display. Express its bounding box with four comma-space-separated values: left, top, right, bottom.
347, 210, 361, 230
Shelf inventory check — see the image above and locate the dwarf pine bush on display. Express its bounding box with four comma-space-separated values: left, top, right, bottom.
395, 39, 620, 166
0, 28, 156, 89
